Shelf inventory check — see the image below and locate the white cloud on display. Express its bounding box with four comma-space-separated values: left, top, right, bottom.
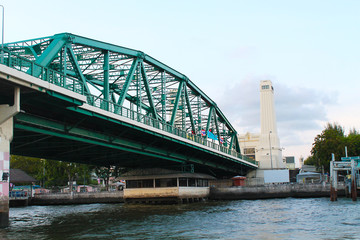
217, 77, 338, 158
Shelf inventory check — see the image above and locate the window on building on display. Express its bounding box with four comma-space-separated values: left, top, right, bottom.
262, 85, 269, 90
179, 178, 188, 187
126, 179, 153, 188
196, 179, 209, 187
155, 178, 177, 187
188, 178, 196, 187
244, 148, 255, 154
286, 156, 295, 163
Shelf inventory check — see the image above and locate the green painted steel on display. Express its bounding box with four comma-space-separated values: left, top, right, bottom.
103, 50, 110, 103
184, 87, 196, 134
170, 80, 184, 126
213, 109, 222, 146
117, 57, 140, 106
2, 33, 258, 171
14, 113, 250, 172
31, 36, 66, 77
205, 106, 214, 139
66, 45, 90, 93
140, 62, 158, 120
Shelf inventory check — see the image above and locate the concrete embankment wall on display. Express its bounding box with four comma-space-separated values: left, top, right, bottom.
210, 183, 345, 200
30, 191, 124, 205
24, 184, 347, 206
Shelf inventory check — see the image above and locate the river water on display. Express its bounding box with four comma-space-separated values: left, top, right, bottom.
2, 198, 360, 240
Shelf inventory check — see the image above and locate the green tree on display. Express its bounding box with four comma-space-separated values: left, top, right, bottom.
11, 155, 93, 189
92, 165, 126, 190
311, 123, 345, 172
345, 129, 360, 157
11, 155, 43, 181
303, 155, 316, 165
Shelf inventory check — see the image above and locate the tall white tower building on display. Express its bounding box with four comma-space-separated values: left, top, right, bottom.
256, 80, 285, 169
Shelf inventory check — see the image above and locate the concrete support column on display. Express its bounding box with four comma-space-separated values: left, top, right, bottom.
0, 87, 20, 227
0, 118, 12, 227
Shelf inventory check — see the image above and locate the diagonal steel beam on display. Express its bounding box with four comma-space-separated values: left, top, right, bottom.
170, 80, 184, 126
29, 36, 66, 77
117, 57, 140, 106
234, 133, 241, 153
140, 62, 158, 120
184, 87, 196, 134
213, 109, 222, 145
229, 133, 235, 150
205, 106, 214, 139
67, 45, 90, 94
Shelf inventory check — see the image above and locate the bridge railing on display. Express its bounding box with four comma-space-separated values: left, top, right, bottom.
0, 49, 256, 166
1, 50, 84, 94
86, 93, 257, 165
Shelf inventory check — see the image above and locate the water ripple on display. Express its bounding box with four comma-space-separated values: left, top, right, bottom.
3, 198, 360, 240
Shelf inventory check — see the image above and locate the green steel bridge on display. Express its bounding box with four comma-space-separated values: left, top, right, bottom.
0, 33, 257, 177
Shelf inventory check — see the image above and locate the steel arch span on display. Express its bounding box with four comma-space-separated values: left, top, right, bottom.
1, 33, 257, 176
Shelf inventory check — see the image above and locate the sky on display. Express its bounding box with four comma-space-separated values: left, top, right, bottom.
4, 0, 360, 162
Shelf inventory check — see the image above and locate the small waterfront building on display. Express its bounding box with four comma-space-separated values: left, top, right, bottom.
296, 172, 322, 183
121, 168, 215, 204
283, 156, 296, 170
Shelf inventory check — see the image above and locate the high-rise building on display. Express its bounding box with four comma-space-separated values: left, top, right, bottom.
238, 80, 285, 169
257, 80, 285, 169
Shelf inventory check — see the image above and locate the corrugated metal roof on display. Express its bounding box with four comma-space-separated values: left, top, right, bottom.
10, 169, 37, 183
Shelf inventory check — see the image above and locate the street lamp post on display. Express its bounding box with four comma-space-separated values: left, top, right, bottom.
0, 5, 4, 63
269, 131, 273, 169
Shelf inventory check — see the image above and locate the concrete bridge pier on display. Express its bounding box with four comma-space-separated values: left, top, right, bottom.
0, 87, 20, 227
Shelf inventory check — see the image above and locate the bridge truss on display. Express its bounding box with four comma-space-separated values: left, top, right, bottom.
1, 33, 256, 175
5, 33, 241, 152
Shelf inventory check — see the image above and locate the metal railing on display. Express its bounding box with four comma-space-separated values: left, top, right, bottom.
2, 50, 84, 94
9, 191, 29, 199
1, 49, 257, 166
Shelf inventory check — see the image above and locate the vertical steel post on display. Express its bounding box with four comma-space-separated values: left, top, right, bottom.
63, 45, 67, 80
161, 71, 166, 121
103, 50, 110, 110
197, 95, 201, 133
181, 85, 185, 131
351, 159, 357, 201
330, 153, 337, 201
137, 65, 141, 115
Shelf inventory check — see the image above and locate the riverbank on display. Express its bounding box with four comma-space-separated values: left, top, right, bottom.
210, 183, 345, 200
11, 183, 347, 206
24, 191, 124, 206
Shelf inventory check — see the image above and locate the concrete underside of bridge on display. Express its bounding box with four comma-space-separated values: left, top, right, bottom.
0, 79, 252, 178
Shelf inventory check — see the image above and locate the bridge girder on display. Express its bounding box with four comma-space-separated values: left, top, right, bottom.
4, 33, 239, 149
1, 33, 258, 175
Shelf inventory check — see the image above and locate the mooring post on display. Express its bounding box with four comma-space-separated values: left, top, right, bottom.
351, 159, 357, 201
330, 153, 337, 201
0, 87, 20, 227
